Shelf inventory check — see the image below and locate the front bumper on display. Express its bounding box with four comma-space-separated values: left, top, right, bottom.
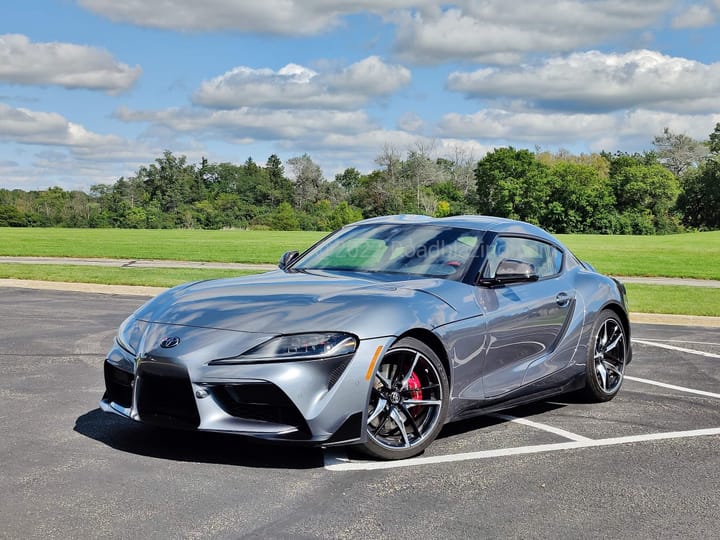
100, 336, 392, 445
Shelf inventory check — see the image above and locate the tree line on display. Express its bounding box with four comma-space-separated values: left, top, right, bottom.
1, 124, 718, 234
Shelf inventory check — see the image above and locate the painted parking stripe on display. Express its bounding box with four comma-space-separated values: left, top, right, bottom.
625, 375, 720, 399
633, 339, 720, 359
489, 413, 592, 442
642, 339, 720, 347
324, 427, 720, 471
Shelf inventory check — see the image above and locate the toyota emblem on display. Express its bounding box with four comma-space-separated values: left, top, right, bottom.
160, 336, 181, 348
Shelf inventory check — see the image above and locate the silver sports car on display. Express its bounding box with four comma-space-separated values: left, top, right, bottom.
101, 215, 631, 460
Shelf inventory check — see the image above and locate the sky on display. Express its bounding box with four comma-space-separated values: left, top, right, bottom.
2, 0, 720, 192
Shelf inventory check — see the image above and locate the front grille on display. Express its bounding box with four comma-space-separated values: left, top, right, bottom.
135, 362, 200, 429
104, 361, 134, 409
211, 382, 309, 433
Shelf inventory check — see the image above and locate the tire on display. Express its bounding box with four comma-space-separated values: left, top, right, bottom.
580, 309, 628, 402
358, 337, 449, 460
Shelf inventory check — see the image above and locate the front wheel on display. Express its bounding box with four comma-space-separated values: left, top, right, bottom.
358, 337, 449, 460
580, 310, 628, 402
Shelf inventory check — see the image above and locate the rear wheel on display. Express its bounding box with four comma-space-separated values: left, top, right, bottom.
359, 337, 449, 460
581, 310, 627, 402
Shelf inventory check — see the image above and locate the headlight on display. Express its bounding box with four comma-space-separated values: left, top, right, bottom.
211, 332, 358, 364
116, 316, 147, 356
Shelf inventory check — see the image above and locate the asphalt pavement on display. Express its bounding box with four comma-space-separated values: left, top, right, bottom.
1, 287, 719, 539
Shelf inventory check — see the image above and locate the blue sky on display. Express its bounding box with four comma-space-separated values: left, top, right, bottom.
2, 0, 720, 191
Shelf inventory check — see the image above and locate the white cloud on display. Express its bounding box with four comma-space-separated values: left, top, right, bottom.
671, 4, 715, 28
0, 103, 121, 147
77, 0, 427, 35
397, 112, 425, 132
114, 105, 375, 141
194, 57, 411, 110
392, 1, 674, 64
76, 0, 677, 65
439, 109, 616, 142
447, 50, 720, 114
0, 34, 141, 93
0, 103, 190, 168
438, 107, 720, 148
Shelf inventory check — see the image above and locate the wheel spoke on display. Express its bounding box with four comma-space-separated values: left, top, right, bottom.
399, 403, 421, 437
604, 328, 623, 354
373, 408, 391, 435
596, 361, 608, 390
367, 397, 388, 424
404, 398, 442, 406
403, 383, 439, 395
389, 407, 410, 447
599, 321, 608, 348
400, 353, 420, 389
375, 372, 392, 390
602, 359, 622, 377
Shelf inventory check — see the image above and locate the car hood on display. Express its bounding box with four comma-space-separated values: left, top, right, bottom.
131, 270, 463, 339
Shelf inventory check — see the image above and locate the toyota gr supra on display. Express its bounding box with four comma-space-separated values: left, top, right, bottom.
101, 215, 631, 460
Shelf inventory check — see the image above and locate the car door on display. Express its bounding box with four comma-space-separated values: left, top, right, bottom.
479, 235, 575, 397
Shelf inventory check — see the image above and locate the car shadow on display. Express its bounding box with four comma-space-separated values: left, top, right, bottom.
74, 409, 324, 469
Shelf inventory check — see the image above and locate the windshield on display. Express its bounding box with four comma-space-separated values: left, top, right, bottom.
293, 224, 485, 278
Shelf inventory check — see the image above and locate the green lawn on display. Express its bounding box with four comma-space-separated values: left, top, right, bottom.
2, 227, 720, 316
559, 231, 720, 280
1, 228, 718, 279
623, 284, 720, 317
1, 263, 719, 316
0, 228, 325, 264
0, 263, 258, 288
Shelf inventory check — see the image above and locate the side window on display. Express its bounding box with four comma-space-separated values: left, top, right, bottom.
483, 237, 563, 279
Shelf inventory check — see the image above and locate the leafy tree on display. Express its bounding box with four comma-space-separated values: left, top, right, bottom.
350, 170, 403, 218
329, 201, 363, 229
611, 163, 680, 233
288, 154, 324, 209
708, 122, 720, 155
653, 127, 707, 176
335, 168, 362, 193
545, 162, 616, 233
272, 202, 300, 230
266, 154, 294, 205
0, 204, 26, 226
677, 159, 720, 230
475, 147, 551, 224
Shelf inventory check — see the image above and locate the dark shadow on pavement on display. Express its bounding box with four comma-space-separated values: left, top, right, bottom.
74, 409, 324, 470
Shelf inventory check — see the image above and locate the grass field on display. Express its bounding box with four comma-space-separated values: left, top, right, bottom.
558, 231, 720, 280
0, 264, 256, 287
1, 227, 719, 316
0, 228, 325, 264
1, 264, 717, 316
623, 284, 720, 316
1, 227, 718, 279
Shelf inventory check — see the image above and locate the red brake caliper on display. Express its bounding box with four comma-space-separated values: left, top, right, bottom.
407, 372, 422, 416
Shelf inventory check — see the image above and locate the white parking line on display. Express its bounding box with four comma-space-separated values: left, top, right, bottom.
633, 339, 720, 359
624, 376, 720, 399
643, 339, 720, 347
323, 427, 720, 471
489, 413, 592, 442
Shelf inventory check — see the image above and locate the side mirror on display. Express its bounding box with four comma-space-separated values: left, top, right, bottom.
479, 258, 539, 286
278, 250, 300, 270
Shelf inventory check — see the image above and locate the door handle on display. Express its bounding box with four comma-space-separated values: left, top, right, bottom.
556, 292, 571, 307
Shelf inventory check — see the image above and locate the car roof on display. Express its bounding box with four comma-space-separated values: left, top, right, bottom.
351, 214, 562, 246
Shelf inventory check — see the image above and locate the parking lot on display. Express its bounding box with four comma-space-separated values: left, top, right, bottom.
1, 287, 719, 539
